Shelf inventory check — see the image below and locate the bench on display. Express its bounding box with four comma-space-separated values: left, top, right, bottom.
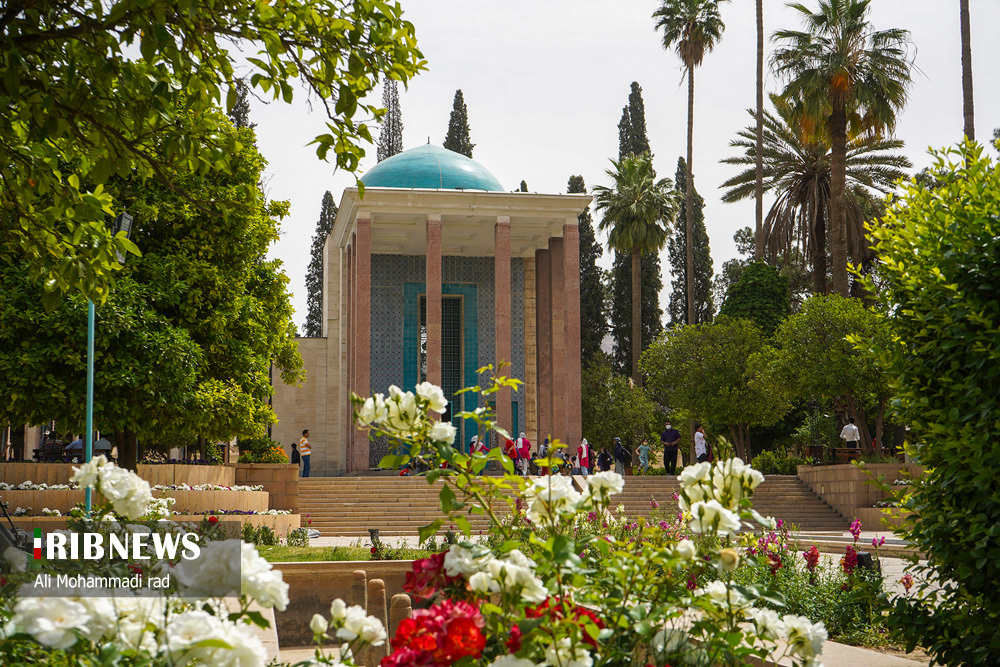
833, 448, 862, 464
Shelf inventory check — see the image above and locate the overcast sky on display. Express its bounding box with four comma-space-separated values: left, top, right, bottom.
250, 0, 1000, 331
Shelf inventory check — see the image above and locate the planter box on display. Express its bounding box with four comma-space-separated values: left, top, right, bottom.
230, 464, 299, 512
854, 506, 912, 530
0, 488, 269, 514
0, 462, 234, 487
273, 560, 413, 647
10, 513, 300, 536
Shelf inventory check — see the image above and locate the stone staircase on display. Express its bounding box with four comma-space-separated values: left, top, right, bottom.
300, 474, 847, 537
613, 475, 848, 532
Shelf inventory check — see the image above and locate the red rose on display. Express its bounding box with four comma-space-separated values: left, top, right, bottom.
208, 515, 219, 525
506, 624, 523, 652
445, 617, 486, 659
371, 546, 378, 554
128, 563, 143, 575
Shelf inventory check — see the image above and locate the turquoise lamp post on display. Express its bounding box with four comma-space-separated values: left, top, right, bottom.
85, 213, 133, 513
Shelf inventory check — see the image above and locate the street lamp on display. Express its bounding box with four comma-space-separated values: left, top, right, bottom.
85, 213, 133, 513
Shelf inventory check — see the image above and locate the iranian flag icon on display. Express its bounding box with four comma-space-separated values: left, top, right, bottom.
33, 528, 42, 559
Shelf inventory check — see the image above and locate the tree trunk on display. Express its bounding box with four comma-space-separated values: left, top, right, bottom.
960, 0, 975, 141
754, 0, 765, 260
728, 424, 747, 461
119, 429, 138, 471
829, 104, 849, 296
631, 246, 642, 386
198, 436, 208, 461
685, 65, 696, 324
812, 204, 827, 294
874, 399, 886, 456
846, 394, 873, 455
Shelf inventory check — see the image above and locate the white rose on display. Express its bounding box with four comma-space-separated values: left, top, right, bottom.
241, 543, 289, 611
310, 613, 330, 635
748, 607, 786, 641
70, 455, 110, 488
415, 382, 449, 412
430, 420, 457, 445
586, 471, 625, 496
335, 604, 386, 645
744, 467, 765, 490
689, 499, 742, 536
4, 546, 28, 572
678, 461, 712, 488
359, 397, 379, 425
113, 480, 153, 520
330, 598, 347, 621
98, 466, 134, 501
468, 571, 494, 593
77, 596, 118, 642
544, 637, 593, 667
674, 538, 697, 560
443, 544, 490, 577
701, 580, 750, 610
215, 619, 267, 667
524, 476, 582, 526
783, 614, 827, 660
490, 656, 538, 667
174, 539, 242, 599
13, 597, 91, 649
164, 610, 224, 662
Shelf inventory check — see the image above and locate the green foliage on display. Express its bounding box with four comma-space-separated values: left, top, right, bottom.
865, 142, 1000, 665
0, 118, 303, 455
569, 176, 606, 362
668, 156, 715, 325
227, 77, 255, 130
581, 356, 661, 453
377, 80, 404, 163
618, 81, 652, 160
773, 295, 890, 453
443, 89, 474, 157
238, 436, 290, 464
610, 251, 663, 376
304, 191, 338, 337
749, 450, 805, 475
242, 523, 279, 546
0, 0, 425, 302
642, 316, 790, 460
720, 262, 789, 336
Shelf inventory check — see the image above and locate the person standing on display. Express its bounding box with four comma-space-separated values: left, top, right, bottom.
598, 446, 613, 472
840, 417, 860, 449
577, 438, 592, 476
636, 439, 651, 475
694, 424, 708, 463
290, 442, 301, 466
299, 429, 312, 477
660, 420, 681, 475
516, 432, 531, 476
613, 437, 629, 475
538, 438, 550, 475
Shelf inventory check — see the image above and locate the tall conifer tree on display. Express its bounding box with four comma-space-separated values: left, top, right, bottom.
228, 78, 254, 129
610, 82, 663, 375
569, 175, 606, 362
304, 191, 338, 337
377, 80, 404, 162
443, 89, 475, 157
667, 157, 714, 325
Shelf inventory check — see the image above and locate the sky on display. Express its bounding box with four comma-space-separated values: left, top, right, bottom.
249, 0, 1000, 331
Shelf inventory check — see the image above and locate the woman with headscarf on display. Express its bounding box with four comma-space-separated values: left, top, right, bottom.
516, 432, 531, 476
577, 438, 592, 476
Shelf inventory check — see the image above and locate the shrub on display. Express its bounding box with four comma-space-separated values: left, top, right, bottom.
750, 450, 806, 475
864, 142, 1000, 665
237, 436, 289, 464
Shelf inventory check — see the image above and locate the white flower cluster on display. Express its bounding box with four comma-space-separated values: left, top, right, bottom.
70, 456, 153, 520
444, 544, 548, 603
0, 481, 74, 490
172, 540, 290, 612
357, 382, 456, 445
747, 608, 827, 666
522, 471, 625, 527
310, 598, 387, 648
145, 496, 176, 520
151, 483, 265, 492
5, 593, 267, 666
677, 458, 764, 537
544, 637, 594, 667
41, 508, 62, 516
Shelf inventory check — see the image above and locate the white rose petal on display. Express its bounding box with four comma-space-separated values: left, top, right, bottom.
415, 382, 449, 412
4, 546, 28, 572
310, 614, 329, 635
430, 420, 457, 445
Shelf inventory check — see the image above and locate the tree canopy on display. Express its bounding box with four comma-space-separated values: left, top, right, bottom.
0, 116, 303, 467
305, 191, 338, 337
377, 80, 404, 162
568, 176, 606, 363
443, 89, 475, 157
667, 157, 714, 325
0, 0, 424, 302
719, 262, 789, 336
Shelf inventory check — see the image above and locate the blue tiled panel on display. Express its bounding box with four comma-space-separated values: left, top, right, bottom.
511, 258, 525, 435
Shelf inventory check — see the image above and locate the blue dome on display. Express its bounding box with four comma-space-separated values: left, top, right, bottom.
361, 144, 504, 191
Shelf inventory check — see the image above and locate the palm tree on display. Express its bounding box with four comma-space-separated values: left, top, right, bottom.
960, 0, 974, 140
755, 0, 765, 260
771, 0, 914, 296
653, 0, 729, 324
721, 95, 911, 293
594, 154, 678, 385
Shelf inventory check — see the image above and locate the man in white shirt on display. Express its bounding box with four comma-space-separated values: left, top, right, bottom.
694, 425, 708, 462
840, 417, 860, 449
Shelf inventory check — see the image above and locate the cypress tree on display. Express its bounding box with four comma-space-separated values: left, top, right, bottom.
228, 78, 254, 129
667, 157, 714, 325
569, 175, 606, 362
377, 80, 404, 162
304, 191, 338, 337
443, 89, 475, 157
610, 82, 663, 374
519, 180, 528, 192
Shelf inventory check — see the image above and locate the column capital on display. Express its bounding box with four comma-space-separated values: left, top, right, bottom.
496, 215, 511, 226
427, 213, 442, 223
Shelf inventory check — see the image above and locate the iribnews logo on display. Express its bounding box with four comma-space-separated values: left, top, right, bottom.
33, 528, 202, 561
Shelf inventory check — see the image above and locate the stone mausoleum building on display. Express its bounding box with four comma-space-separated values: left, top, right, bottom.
272, 145, 591, 476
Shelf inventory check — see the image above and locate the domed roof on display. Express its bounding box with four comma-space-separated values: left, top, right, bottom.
361, 144, 505, 191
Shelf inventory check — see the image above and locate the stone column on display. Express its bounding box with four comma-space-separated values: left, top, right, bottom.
535, 249, 552, 446
346, 238, 354, 469
494, 217, 512, 436
425, 215, 443, 391
562, 221, 582, 447
353, 215, 372, 472
548, 237, 566, 442
523, 257, 537, 446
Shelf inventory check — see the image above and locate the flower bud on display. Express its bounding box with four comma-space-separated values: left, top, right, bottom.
719, 548, 740, 572
310, 614, 329, 636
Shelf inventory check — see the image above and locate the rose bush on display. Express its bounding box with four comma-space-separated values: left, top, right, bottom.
351, 369, 829, 667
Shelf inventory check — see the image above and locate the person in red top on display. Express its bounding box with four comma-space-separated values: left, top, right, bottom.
504, 437, 517, 463
516, 432, 531, 476
577, 438, 592, 476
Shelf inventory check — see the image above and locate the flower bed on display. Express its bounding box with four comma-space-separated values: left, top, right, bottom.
0, 461, 235, 487
0, 488, 269, 514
